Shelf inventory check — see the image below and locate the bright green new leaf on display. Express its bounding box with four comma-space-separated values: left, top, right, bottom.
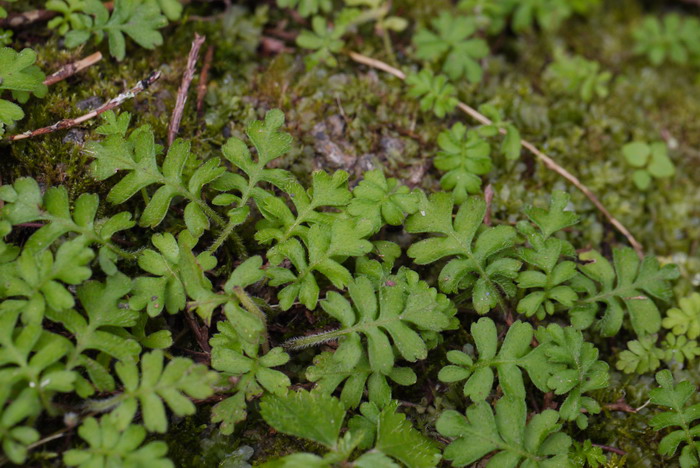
663, 293, 700, 339
413, 12, 489, 82
296, 16, 345, 68
347, 169, 419, 233
433, 123, 492, 203
405, 69, 458, 118
615, 335, 663, 374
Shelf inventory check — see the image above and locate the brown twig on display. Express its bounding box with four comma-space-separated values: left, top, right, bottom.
6, 71, 161, 141
605, 398, 638, 413
196, 45, 214, 123
347, 51, 644, 258
0, 9, 57, 28
592, 443, 627, 456
484, 183, 495, 226
43, 52, 103, 86
184, 310, 211, 355
168, 33, 206, 147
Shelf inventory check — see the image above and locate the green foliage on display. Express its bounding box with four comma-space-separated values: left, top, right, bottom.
90, 350, 217, 433
650, 370, 700, 467
287, 273, 454, 375
64, 417, 173, 468
433, 123, 492, 203
437, 395, 573, 467
347, 169, 420, 234
405, 68, 458, 118
413, 12, 489, 82
438, 318, 549, 401
510, 0, 574, 32
406, 193, 520, 314
621, 141, 675, 190
544, 51, 612, 102
569, 247, 679, 337
296, 16, 345, 68
209, 308, 290, 434
87, 115, 229, 236
0, 47, 47, 137
0, 388, 40, 465
515, 191, 579, 319
633, 14, 700, 66
277, 0, 331, 18
616, 335, 663, 374
62, 0, 169, 60
536, 324, 609, 429
663, 293, 700, 339
303, 267, 454, 408
570, 440, 607, 468
260, 390, 439, 467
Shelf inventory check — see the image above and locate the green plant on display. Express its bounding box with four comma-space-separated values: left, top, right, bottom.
436, 395, 573, 467
663, 293, 700, 339
413, 12, 489, 83
276, 0, 331, 18
621, 141, 675, 190
649, 370, 700, 467
62, 0, 169, 61
433, 123, 493, 203
438, 318, 550, 401
296, 16, 346, 68
0, 47, 47, 137
633, 14, 700, 66
405, 193, 520, 314
405, 68, 458, 118
260, 390, 440, 467
569, 247, 679, 337
544, 51, 612, 102
63, 417, 173, 468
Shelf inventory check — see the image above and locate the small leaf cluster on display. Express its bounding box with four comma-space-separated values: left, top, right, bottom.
621, 141, 675, 190
544, 50, 612, 102
413, 12, 489, 83
260, 389, 440, 467
649, 370, 700, 467
47, 0, 172, 60
0, 47, 47, 137
633, 14, 700, 67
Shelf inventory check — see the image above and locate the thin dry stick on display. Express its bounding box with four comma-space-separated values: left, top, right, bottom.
348, 51, 644, 258
196, 45, 215, 122
0, 9, 57, 28
6, 72, 161, 141
168, 33, 206, 147
43, 52, 103, 86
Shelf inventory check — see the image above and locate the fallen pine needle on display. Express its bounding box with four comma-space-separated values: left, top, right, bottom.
6, 71, 161, 142
348, 51, 644, 258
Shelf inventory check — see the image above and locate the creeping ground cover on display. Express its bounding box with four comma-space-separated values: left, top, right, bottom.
1, 0, 700, 466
